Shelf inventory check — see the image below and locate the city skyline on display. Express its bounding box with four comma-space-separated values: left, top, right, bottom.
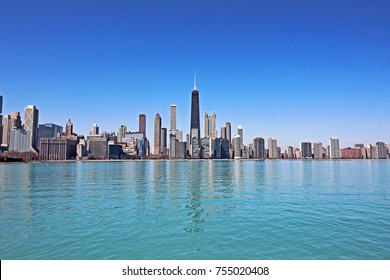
1, 1, 389, 148
1, 78, 389, 152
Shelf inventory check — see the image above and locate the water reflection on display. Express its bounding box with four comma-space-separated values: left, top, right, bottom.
185, 161, 205, 233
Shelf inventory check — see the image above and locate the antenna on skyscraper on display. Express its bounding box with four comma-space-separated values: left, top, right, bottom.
194, 70, 197, 90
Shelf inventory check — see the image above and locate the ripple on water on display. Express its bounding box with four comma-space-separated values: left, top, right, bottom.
0, 160, 390, 259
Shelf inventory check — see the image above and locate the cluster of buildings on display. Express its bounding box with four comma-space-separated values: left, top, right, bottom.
0, 77, 389, 161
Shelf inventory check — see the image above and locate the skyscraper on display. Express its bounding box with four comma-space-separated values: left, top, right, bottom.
190, 72, 200, 147
233, 135, 241, 159
191, 128, 200, 159
375, 142, 387, 159
118, 125, 127, 143
237, 125, 243, 148
154, 113, 162, 155
287, 146, 294, 159
300, 142, 312, 159
204, 112, 217, 138
253, 137, 265, 159
161, 127, 167, 155
24, 105, 39, 151
1, 115, 10, 147
313, 142, 323, 159
139, 114, 146, 136
226, 122, 231, 147
0, 94, 2, 114
0, 115, 3, 146
65, 119, 73, 137
220, 126, 226, 139
37, 123, 63, 146
91, 124, 99, 135
268, 137, 278, 159
329, 138, 340, 159
170, 105, 177, 131
10, 112, 22, 129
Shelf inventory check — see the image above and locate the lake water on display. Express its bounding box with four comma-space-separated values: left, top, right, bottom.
1, 160, 389, 259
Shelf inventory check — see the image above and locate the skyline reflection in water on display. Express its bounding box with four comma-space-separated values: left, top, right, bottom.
0, 160, 389, 259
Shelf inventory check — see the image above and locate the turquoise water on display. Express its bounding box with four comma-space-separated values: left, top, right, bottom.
0, 160, 389, 259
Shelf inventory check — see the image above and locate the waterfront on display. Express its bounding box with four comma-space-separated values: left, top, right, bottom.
0, 160, 389, 259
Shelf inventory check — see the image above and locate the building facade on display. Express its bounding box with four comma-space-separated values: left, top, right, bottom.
40, 138, 77, 160
204, 112, 217, 139
329, 138, 340, 159
9, 129, 31, 153
24, 105, 39, 151
301, 142, 312, 159
313, 142, 323, 159
253, 137, 265, 159
1, 115, 10, 147
153, 113, 162, 155
268, 137, 278, 159
139, 114, 146, 136
233, 135, 241, 159
170, 105, 177, 131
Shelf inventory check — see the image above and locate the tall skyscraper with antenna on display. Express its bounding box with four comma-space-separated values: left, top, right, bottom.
190, 72, 200, 150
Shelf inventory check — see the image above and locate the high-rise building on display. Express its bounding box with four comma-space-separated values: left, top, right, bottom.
9, 128, 31, 153
253, 137, 265, 159
0, 115, 3, 146
287, 146, 294, 159
139, 114, 146, 136
313, 142, 323, 159
1, 115, 10, 147
117, 125, 127, 143
161, 127, 168, 156
200, 137, 212, 159
176, 130, 183, 142
190, 72, 200, 147
169, 133, 177, 160
65, 119, 73, 137
87, 134, 108, 159
268, 137, 278, 159
221, 138, 230, 159
154, 113, 162, 155
91, 124, 99, 135
24, 105, 39, 151
0, 94, 2, 114
213, 138, 222, 159
37, 123, 63, 148
329, 138, 340, 159
220, 127, 226, 139
170, 105, 177, 131
191, 128, 200, 159
366, 144, 374, 159
225, 122, 231, 147
204, 112, 217, 138
233, 135, 241, 159
300, 142, 312, 159
237, 125, 243, 148
10, 112, 22, 129
376, 142, 387, 159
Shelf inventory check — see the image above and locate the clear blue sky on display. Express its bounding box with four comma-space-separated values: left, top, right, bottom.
1, 0, 389, 148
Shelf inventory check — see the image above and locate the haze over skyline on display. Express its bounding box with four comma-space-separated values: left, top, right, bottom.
1, 0, 389, 148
